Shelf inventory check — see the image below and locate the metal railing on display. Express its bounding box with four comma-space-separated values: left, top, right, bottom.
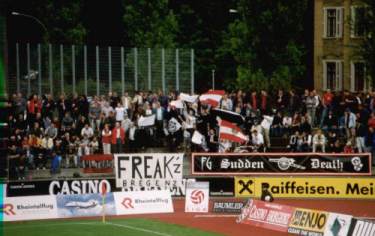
8, 43, 195, 96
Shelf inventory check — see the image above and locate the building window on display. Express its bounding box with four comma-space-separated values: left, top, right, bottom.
351, 6, 366, 38
351, 62, 367, 91
324, 7, 343, 38
323, 60, 342, 91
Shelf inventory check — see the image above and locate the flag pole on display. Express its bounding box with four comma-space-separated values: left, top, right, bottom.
102, 193, 106, 223
101, 183, 107, 223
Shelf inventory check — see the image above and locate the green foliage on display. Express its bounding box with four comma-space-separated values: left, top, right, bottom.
123, 0, 178, 48
219, 0, 308, 91
360, 0, 375, 84
34, 0, 87, 43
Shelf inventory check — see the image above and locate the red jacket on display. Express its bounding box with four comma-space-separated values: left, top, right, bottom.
111, 127, 125, 144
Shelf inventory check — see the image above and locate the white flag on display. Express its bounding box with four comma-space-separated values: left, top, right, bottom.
171, 100, 184, 109
138, 115, 155, 127
168, 118, 181, 133
192, 130, 204, 145
180, 93, 198, 103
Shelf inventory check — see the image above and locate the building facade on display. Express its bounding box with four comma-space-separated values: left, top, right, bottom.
314, 0, 367, 92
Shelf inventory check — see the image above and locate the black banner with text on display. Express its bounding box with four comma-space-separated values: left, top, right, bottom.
192, 153, 371, 176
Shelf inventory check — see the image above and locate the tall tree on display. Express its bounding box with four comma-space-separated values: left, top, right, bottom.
122, 0, 178, 48
361, 0, 375, 85
36, 0, 86, 43
219, 0, 309, 91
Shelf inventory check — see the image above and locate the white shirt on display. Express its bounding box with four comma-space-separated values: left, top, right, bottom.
122, 96, 130, 109
156, 108, 163, 121
313, 134, 326, 145
261, 115, 273, 130
129, 127, 136, 140
102, 105, 114, 117
81, 127, 94, 138
252, 133, 264, 146
115, 107, 125, 121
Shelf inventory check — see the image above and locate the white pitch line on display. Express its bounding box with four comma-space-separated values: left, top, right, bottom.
5, 221, 173, 236
105, 222, 173, 236
194, 214, 238, 218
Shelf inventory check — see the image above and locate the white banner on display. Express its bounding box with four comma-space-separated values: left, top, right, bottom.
114, 190, 173, 215
119, 178, 195, 196
138, 115, 155, 127
185, 182, 209, 213
115, 153, 184, 188
180, 93, 198, 103
170, 100, 184, 109
3, 195, 58, 221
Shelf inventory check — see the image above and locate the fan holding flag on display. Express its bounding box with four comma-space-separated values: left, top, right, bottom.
199, 90, 225, 108
218, 119, 249, 153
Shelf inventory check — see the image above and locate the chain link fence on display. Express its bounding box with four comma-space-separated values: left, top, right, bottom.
7, 43, 195, 97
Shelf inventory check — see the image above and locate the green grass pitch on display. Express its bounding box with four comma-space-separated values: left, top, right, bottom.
3, 218, 222, 236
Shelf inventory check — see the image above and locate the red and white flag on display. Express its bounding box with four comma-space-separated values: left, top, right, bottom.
199, 90, 225, 107
219, 120, 248, 143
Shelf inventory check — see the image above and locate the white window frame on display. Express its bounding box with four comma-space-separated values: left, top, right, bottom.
350, 61, 368, 92
323, 60, 343, 91
323, 7, 344, 38
351, 6, 366, 38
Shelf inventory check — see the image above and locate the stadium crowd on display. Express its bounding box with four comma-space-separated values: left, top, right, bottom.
4, 88, 375, 179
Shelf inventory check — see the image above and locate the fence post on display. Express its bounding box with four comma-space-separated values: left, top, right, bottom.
96, 46, 99, 96
162, 48, 165, 93
108, 46, 112, 92
27, 43, 30, 96
60, 44, 64, 94
121, 47, 125, 94
48, 44, 53, 95
190, 49, 195, 94
72, 45, 76, 94
38, 44, 42, 95
134, 47, 138, 91
16, 43, 20, 94
148, 48, 151, 91
84, 45, 87, 96
176, 49, 179, 91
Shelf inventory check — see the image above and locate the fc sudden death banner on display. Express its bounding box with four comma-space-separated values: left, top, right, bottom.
192, 153, 371, 176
